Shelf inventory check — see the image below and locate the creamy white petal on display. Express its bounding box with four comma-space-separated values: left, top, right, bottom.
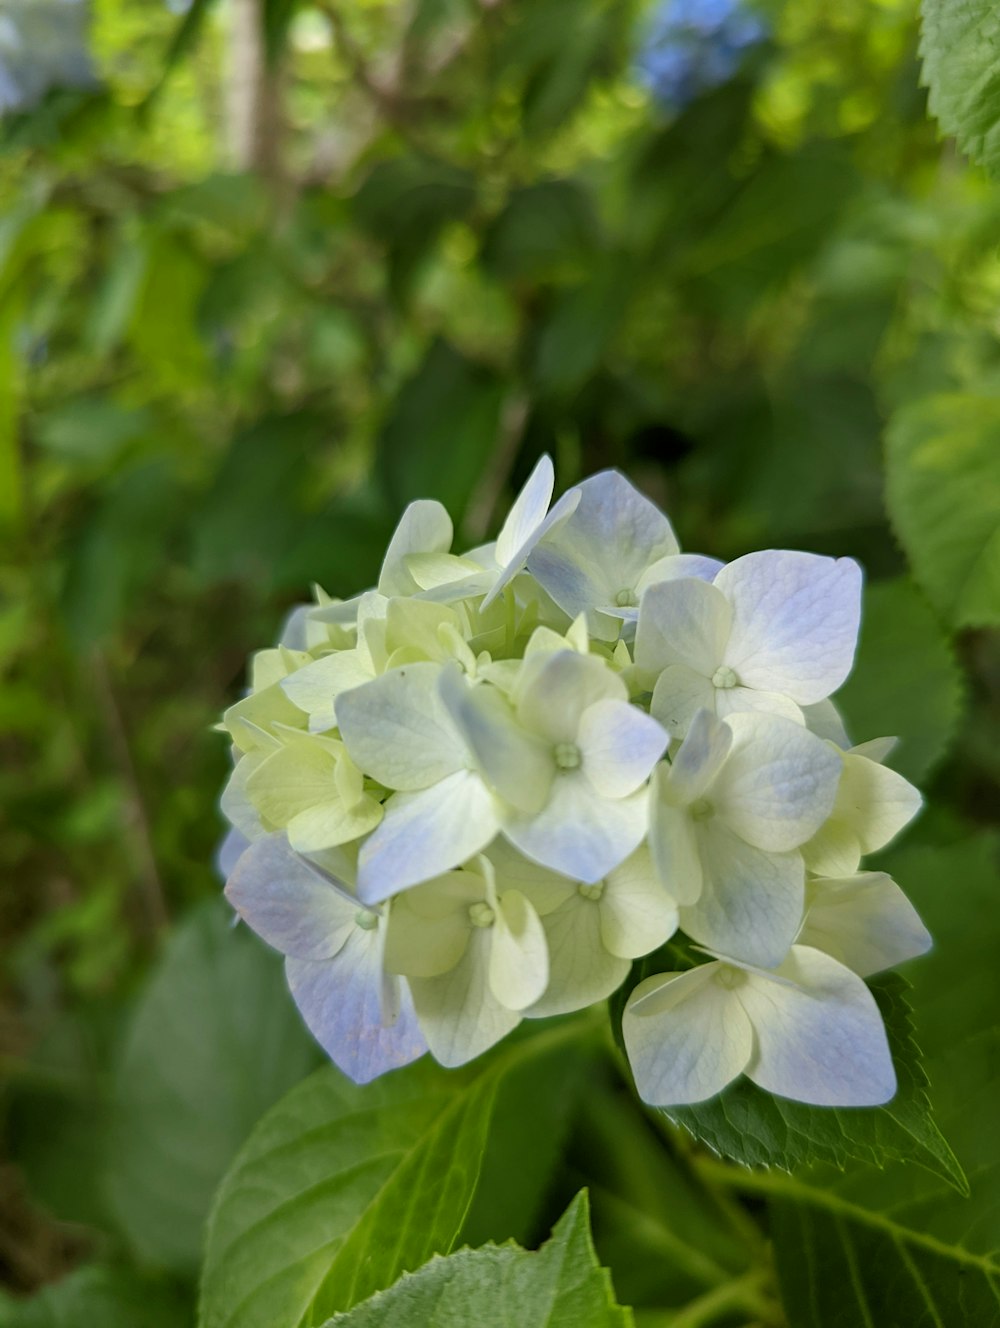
634, 577, 732, 686
516, 650, 626, 745
336, 662, 467, 790
490, 889, 549, 1010
496, 454, 555, 568
220, 752, 272, 840
713, 686, 804, 726
667, 708, 733, 805
503, 773, 647, 883
682, 821, 804, 968
600, 844, 679, 958
287, 795, 382, 854
838, 753, 923, 856
623, 965, 754, 1106
225, 832, 357, 961
280, 650, 374, 732
483, 837, 577, 915
636, 553, 725, 595
578, 698, 669, 798
648, 776, 703, 905
379, 499, 454, 597
738, 945, 896, 1106
712, 712, 841, 853
410, 929, 520, 1067
286, 933, 427, 1084
382, 873, 476, 978
717, 551, 862, 704
802, 819, 862, 878
356, 771, 499, 902
439, 667, 554, 814
526, 895, 630, 1017
650, 665, 717, 738
802, 698, 851, 748
797, 873, 932, 977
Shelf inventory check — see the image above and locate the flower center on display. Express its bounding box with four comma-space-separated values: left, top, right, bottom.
690, 798, 714, 821
554, 742, 582, 771
716, 967, 747, 990
469, 901, 496, 928
614, 587, 636, 608
711, 665, 738, 690
578, 881, 605, 902
354, 908, 379, 931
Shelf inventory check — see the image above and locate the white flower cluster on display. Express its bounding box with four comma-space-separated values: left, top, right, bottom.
219, 459, 930, 1106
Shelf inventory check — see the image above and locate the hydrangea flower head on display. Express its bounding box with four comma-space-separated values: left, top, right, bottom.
635, 0, 767, 111
218, 458, 930, 1110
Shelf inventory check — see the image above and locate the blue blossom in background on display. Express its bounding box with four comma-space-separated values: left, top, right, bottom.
635, 0, 767, 111
0, 0, 95, 116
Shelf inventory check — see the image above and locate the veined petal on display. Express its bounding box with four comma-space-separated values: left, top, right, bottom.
526, 895, 630, 1017
439, 667, 554, 814
225, 832, 358, 961
286, 934, 426, 1084
600, 844, 679, 958
516, 650, 627, 745
383, 873, 474, 978
623, 965, 754, 1106
484, 484, 581, 611
336, 662, 467, 791
802, 818, 862, 878
410, 929, 520, 1068
356, 771, 499, 902
648, 776, 703, 904
634, 578, 732, 688
802, 698, 851, 748
287, 794, 383, 854
713, 686, 804, 726
528, 470, 680, 639
798, 873, 932, 977
738, 945, 896, 1106
379, 499, 454, 597
667, 708, 733, 805
717, 551, 862, 704
483, 837, 576, 916
490, 889, 549, 1010
280, 650, 374, 733
712, 712, 841, 853
245, 738, 340, 825
650, 665, 716, 739
683, 821, 804, 968
838, 752, 923, 856
496, 454, 555, 568
578, 698, 668, 798
502, 773, 647, 883
636, 553, 725, 596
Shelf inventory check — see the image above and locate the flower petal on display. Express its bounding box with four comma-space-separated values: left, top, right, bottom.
439, 667, 554, 814
578, 698, 669, 798
600, 844, 679, 958
378, 499, 453, 597
713, 686, 804, 726
216, 826, 251, 881
682, 821, 804, 968
383, 873, 475, 978
503, 772, 647, 883
634, 577, 732, 687
496, 454, 554, 568
666, 707, 733, 805
357, 770, 500, 902
336, 662, 467, 790
516, 650, 626, 745
838, 752, 923, 856
623, 965, 754, 1106
490, 889, 549, 1010
528, 470, 680, 639
280, 650, 374, 733
286, 933, 426, 1084
287, 794, 383, 855
526, 895, 630, 1017
717, 551, 862, 704
409, 929, 520, 1067
225, 832, 358, 961
802, 699, 851, 747
739, 945, 896, 1106
650, 665, 716, 738
797, 873, 932, 977
648, 776, 703, 905
712, 712, 841, 852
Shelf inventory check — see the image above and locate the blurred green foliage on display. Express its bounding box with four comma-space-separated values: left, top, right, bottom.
1, 0, 999, 1322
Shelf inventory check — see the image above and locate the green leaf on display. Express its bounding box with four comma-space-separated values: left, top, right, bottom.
0, 1267, 189, 1328
319, 1192, 634, 1328
835, 577, 965, 782
104, 901, 319, 1275
885, 393, 1000, 627
920, 0, 1000, 176
377, 339, 506, 523
198, 1024, 594, 1328
482, 181, 600, 286
661, 974, 966, 1193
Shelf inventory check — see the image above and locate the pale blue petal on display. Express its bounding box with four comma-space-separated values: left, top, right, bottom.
577, 698, 668, 798
502, 773, 647, 883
